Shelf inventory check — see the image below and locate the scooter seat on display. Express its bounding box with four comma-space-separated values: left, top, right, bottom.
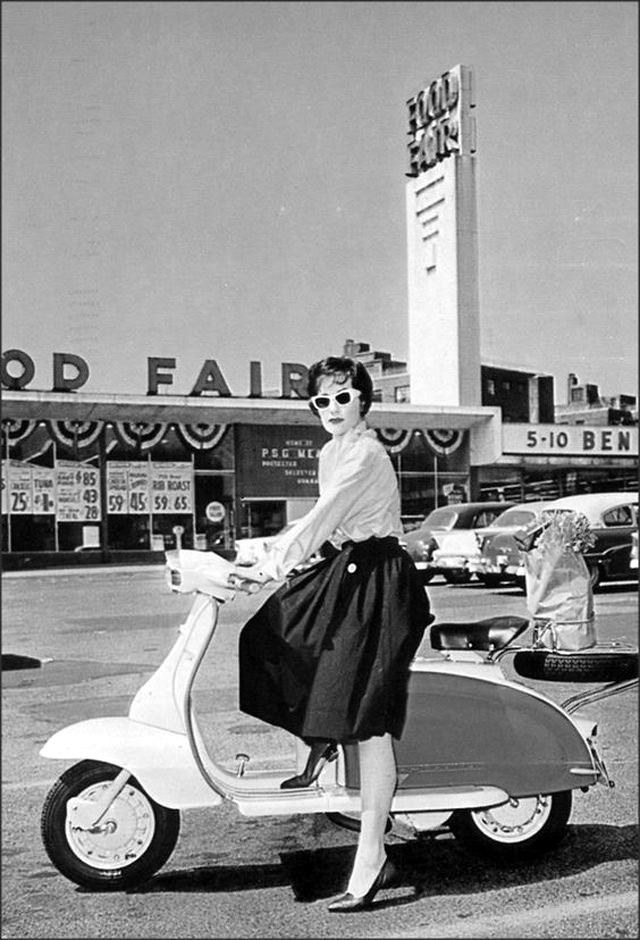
430, 615, 529, 652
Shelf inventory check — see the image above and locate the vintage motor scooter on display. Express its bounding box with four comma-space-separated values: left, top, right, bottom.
40, 549, 638, 891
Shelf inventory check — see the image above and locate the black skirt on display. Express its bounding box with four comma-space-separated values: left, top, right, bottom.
238, 536, 434, 743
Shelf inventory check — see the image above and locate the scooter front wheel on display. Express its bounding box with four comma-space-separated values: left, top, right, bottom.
449, 790, 572, 864
41, 759, 180, 891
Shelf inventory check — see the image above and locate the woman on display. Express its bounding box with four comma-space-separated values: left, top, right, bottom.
231, 355, 432, 912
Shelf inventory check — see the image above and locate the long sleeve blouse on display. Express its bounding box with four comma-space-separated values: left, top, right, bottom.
254, 422, 403, 581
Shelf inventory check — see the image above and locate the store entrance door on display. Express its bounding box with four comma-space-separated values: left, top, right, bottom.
239, 500, 287, 539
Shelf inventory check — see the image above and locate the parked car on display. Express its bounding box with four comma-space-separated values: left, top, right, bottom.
400, 501, 513, 583
548, 492, 638, 590
434, 500, 550, 588
631, 529, 638, 571
484, 491, 638, 592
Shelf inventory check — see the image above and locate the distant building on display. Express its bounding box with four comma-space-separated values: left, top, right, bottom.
556, 373, 638, 426
342, 340, 554, 423
344, 339, 637, 502
342, 339, 410, 403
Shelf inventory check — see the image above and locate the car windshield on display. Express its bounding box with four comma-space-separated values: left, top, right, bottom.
489, 508, 537, 527
421, 508, 458, 529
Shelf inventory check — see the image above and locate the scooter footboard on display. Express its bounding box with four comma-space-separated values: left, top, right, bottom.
40, 717, 222, 809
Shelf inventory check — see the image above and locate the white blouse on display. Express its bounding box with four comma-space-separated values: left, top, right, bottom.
255, 421, 403, 581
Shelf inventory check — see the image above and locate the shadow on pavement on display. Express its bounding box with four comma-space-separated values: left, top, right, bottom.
127, 822, 637, 903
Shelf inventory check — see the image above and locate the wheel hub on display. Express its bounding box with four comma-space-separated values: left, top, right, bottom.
88, 818, 117, 835
473, 795, 552, 843
67, 780, 156, 870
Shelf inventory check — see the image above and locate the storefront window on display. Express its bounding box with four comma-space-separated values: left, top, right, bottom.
398, 471, 470, 524
239, 500, 287, 539
192, 427, 234, 470
194, 473, 235, 551
477, 466, 638, 504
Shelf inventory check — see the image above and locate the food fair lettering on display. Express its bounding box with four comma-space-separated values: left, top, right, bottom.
0, 349, 309, 398
406, 70, 461, 176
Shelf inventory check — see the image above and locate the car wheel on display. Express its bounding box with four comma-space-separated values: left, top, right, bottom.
478, 574, 504, 588
444, 570, 472, 585
587, 562, 603, 592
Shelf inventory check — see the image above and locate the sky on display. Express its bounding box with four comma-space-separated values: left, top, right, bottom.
2, 0, 638, 404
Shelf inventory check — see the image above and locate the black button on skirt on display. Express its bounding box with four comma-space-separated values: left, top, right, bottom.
238, 537, 433, 743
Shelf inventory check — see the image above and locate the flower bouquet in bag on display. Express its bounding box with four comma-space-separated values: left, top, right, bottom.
519, 511, 597, 651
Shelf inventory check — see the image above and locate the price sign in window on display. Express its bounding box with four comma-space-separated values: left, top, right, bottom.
56, 460, 101, 522
127, 464, 150, 514
107, 463, 128, 515
105, 461, 192, 517
7, 460, 33, 514
151, 462, 193, 514
32, 466, 56, 514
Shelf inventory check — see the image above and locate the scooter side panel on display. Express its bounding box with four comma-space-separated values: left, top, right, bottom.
40, 717, 222, 809
344, 671, 598, 795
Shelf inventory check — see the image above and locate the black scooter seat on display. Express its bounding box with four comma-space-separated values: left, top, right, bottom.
430, 615, 529, 652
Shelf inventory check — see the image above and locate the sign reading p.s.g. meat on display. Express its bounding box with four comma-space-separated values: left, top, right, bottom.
235, 425, 327, 498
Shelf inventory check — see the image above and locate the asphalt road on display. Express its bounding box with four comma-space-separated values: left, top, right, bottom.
1, 565, 638, 939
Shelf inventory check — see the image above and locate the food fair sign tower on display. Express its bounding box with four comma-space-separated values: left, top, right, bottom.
406, 65, 481, 407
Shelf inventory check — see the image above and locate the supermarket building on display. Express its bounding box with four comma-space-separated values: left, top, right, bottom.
2, 64, 636, 566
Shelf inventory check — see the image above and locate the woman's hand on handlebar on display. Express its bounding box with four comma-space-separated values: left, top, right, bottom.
228, 564, 271, 594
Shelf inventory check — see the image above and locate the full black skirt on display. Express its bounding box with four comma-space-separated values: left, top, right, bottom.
238, 536, 433, 743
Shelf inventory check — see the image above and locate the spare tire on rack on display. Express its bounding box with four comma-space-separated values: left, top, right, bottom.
513, 649, 638, 684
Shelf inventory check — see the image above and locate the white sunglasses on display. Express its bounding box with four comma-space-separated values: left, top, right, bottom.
310, 388, 361, 410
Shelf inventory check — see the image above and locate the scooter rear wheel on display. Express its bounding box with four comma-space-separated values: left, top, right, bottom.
449, 790, 572, 864
41, 759, 180, 891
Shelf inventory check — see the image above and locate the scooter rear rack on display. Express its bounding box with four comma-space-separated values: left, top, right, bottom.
429, 616, 638, 712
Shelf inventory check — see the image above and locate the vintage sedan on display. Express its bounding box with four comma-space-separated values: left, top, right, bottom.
548, 492, 638, 590
434, 500, 551, 588
484, 491, 638, 591
400, 501, 513, 583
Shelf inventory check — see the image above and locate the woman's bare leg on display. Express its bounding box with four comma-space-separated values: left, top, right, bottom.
346, 733, 396, 897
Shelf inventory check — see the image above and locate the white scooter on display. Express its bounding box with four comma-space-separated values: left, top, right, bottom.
40, 549, 637, 891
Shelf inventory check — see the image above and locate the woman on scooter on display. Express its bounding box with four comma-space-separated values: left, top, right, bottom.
231, 355, 432, 912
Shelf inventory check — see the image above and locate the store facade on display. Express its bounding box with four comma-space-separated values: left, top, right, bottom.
474, 423, 638, 503
2, 388, 498, 567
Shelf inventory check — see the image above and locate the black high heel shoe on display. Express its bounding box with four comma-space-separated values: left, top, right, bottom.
328, 857, 400, 913
280, 740, 338, 789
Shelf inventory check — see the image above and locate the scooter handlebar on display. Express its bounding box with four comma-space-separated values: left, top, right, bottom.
164, 549, 238, 601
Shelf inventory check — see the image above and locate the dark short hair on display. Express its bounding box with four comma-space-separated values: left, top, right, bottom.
307, 356, 373, 416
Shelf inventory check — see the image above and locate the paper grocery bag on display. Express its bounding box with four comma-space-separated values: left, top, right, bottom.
525, 543, 596, 651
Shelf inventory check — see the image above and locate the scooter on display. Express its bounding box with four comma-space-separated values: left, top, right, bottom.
40, 549, 638, 891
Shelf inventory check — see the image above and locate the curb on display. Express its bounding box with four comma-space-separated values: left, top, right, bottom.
2, 564, 166, 579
